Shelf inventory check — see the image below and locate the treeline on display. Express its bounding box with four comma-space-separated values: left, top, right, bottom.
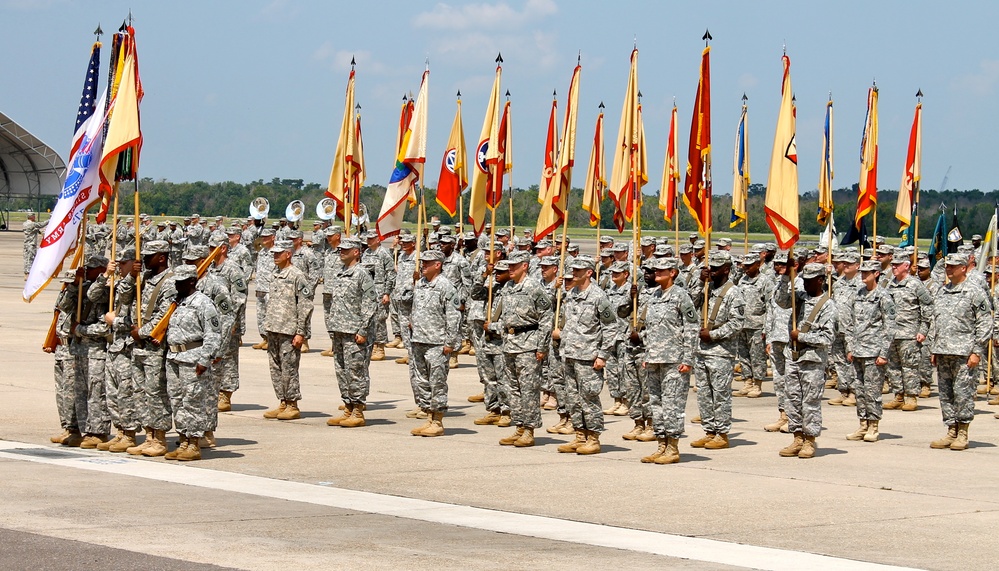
19, 177, 999, 239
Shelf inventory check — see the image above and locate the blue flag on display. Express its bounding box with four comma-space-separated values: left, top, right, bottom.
927, 211, 948, 268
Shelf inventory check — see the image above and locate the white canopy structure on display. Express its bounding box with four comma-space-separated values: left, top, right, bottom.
0, 111, 66, 229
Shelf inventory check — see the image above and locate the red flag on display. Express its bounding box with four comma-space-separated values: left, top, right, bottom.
538, 94, 558, 203
435, 97, 468, 217
660, 105, 680, 222
683, 46, 712, 235
486, 101, 511, 208
855, 86, 878, 229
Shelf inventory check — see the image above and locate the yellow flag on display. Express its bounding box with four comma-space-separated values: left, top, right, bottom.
581, 110, 606, 226
763, 54, 799, 249
468, 64, 502, 234
535, 64, 581, 240
608, 48, 647, 232
326, 68, 359, 219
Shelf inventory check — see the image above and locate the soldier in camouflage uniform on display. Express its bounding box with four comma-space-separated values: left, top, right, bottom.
916, 257, 938, 397
319, 227, 344, 357
398, 249, 461, 437
492, 250, 553, 447
536, 256, 561, 415
186, 214, 206, 252
553, 257, 617, 455
363, 231, 397, 360
691, 251, 746, 450
883, 252, 933, 412
635, 257, 698, 464
46, 270, 87, 447
209, 236, 249, 415
23, 212, 42, 277
470, 258, 512, 427
290, 230, 321, 352
763, 252, 793, 432
775, 263, 838, 459
391, 234, 417, 369
263, 239, 313, 421
324, 237, 378, 428
127, 240, 177, 458
603, 261, 634, 417
928, 253, 993, 451
829, 251, 861, 405
164, 265, 222, 461
69, 255, 112, 449
734, 252, 774, 399
439, 235, 471, 369
251, 229, 276, 350
844, 260, 896, 442
92, 247, 142, 452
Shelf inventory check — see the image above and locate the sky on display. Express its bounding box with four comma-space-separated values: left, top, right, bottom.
4, 0, 999, 197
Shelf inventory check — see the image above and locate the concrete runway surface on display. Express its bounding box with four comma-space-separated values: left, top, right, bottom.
4, 230, 998, 571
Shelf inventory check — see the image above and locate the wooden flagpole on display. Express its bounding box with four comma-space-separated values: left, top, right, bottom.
108, 181, 120, 307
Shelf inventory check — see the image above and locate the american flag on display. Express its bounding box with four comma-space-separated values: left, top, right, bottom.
70, 42, 101, 158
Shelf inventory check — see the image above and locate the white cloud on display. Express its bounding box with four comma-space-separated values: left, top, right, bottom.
257, 0, 300, 20
414, 0, 557, 30
951, 59, 999, 97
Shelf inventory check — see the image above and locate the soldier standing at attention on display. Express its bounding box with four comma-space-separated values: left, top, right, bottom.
391, 234, 417, 367
75, 255, 112, 449
251, 229, 276, 350
363, 231, 397, 362
470, 258, 512, 427
553, 257, 616, 455
775, 262, 838, 459
492, 250, 553, 447
23, 212, 42, 278
324, 237, 378, 428
763, 252, 793, 433
928, 253, 992, 451
320, 227, 344, 358
829, 251, 861, 406
844, 260, 895, 442
262, 240, 313, 421
164, 265, 222, 461
883, 252, 933, 412
402, 249, 461, 437
289, 230, 321, 353
690, 251, 745, 450
733, 252, 774, 399
634, 257, 698, 464
46, 270, 87, 447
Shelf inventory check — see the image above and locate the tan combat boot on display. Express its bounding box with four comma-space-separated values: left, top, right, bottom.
386, 336, 403, 349
654, 437, 681, 465
641, 438, 668, 463
513, 427, 535, 447
277, 401, 301, 420
919, 384, 932, 398
370, 344, 384, 361
251, 337, 268, 350
881, 381, 890, 394
419, 412, 445, 437
950, 422, 970, 450
126, 428, 152, 455
846, 420, 869, 441
689, 432, 715, 448
98, 430, 122, 451
883, 393, 904, 410
301, 339, 310, 353
558, 430, 586, 453
50, 429, 71, 444
603, 399, 621, 415
448, 354, 459, 369
843, 391, 857, 406
576, 431, 602, 455
704, 433, 730, 450
63, 430, 84, 447
498, 413, 514, 428
764, 411, 789, 432
178, 435, 202, 461
798, 434, 817, 458
218, 390, 233, 412
110, 430, 137, 453
165, 435, 187, 460
545, 414, 568, 433
321, 347, 334, 357
829, 391, 849, 406
79, 434, 108, 449
622, 419, 645, 441
989, 394, 999, 406
410, 413, 432, 435
615, 402, 631, 416
733, 379, 751, 397
263, 400, 287, 419
141, 430, 168, 457
395, 355, 409, 364
746, 379, 763, 398
499, 427, 525, 446
327, 404, 354, 426
901, 395, 918, 411
779, 432, 804, 457
406, 409, 428, 419
475, 411, 502, 426
824, 377, 837, 389
542, 392, 557, 410
930, 424, 958, 449
690, 415, 702, 424
467, 393, 485, 403
198, 431, 217, 448
864, 420, 880, 442
457, 339, 472, 354
340, 404, 366, 428
636, 422, 657, 442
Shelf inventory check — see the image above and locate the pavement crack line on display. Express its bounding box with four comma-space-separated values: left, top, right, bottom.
0, 439, 922, 571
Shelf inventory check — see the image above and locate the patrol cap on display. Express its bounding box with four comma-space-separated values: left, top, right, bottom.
173, 264, 198, 282
874, 235, 887, 245
801, 262, 826, 280
688, 233, 698, 240
327, 226, 343, 236
571, 256, 596, 271
115, 246, 136, 262
465, 231, 477, 241
508, 250, 530, 265
313, 220, 322, 227
208, 234, 227, 248
599, 236, 614, 244
183, 217, 192, 222
610, 243, 629, 253
438, 234, 456, 244
535, 239, 554, 249
693, 239, 706, 250
269, 239, 293, 253
973, 234, 983, 241
715, 237, 733, 248
773, 251, 789, 264
831, 250, 850, 262
841, 252, 861, 264
156, 221, 166, 227
140, 240, 170, 255
708, 250, 732, 267
260, 228, 275, 237
399, 234, 416, 243
984, 264, 996, 274
945, 253, 969, 266
226, 226, 241, 235
741, 253, 761, 265
640, 236, 656, 247
599, 248, 614, 258
957, 244, 975, 255
495, 228, 510, 237
567, 244, 579, 253
287, 230, 303, 239
765, 243, 778, 252
85, 254, 108, 269
859, 260, 881, 272
891, 252, 912, 265
279, 217, 288, 223
420, 249, 445, 262
169, 220, 178, 226
876, 244, 894, 255
430, 216, 441, 226
609, 261, 630, 273
650, 257, 679, 271
749, 244, 765, 255
654, 244, 673, 257
215, 215, 224, 221
540, 256, 559, 267
678, 244, 694, 255
916, 258, 931, 269
364, 230, 381, 241
814, 245, 828, 255
183, 245, 210, 260
339, 237, 362, 250
494, 259, 511, 272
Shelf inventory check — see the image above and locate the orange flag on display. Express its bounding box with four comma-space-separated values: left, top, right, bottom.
763, 54, 799, 249
683, 46, 712, 235
659, 104, 680, 222
535, 64, 581, 241
581, 108, 606, 227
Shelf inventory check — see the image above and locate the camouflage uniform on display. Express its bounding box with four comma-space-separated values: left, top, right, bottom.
74, 275, 112, 437
560, 282, 617, 434
390, 249, 415, 351
133, 268, 177, 432
765, 284, 792, 415
210, 258, 247, 395
693, 278, 746, 436
326, 261, 377, 405
166, 290, 222, 438
928, 278, 992, 427
638, 284, 698, 438
361, 244, 396, 344
775, 277, 838, 438
884, 275, 933, 397
264, 264, 313, 402
23, 218, 42, 274
185, 222, 206, 251
53, 284, 87, 432
844, 284, 895, 421
92, 273, 141, 433
495, 276, 553, 429
292, 244, 321, 340
603, 281, 633, 407
737, 272, 774, 383
831, 274, 861, 395
470, 270, 509, 415
401, 273, 461, 413
254, 245, 276, 339
169, 227, 186, 267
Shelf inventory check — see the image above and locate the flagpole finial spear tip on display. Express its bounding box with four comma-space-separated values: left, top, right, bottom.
702, 29, 712, 44
742, 93, 748, 104
94, 23, 102, 37
505, 89, 511, 99
350, 56, 356, 68
916, 88, 924, 99
456, 89, 461, 98
577, 49, 581, 64
598, 101, 605, 110
495, 52, 503, 63
118, 19, 127, 32
553, 88, 557, 98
